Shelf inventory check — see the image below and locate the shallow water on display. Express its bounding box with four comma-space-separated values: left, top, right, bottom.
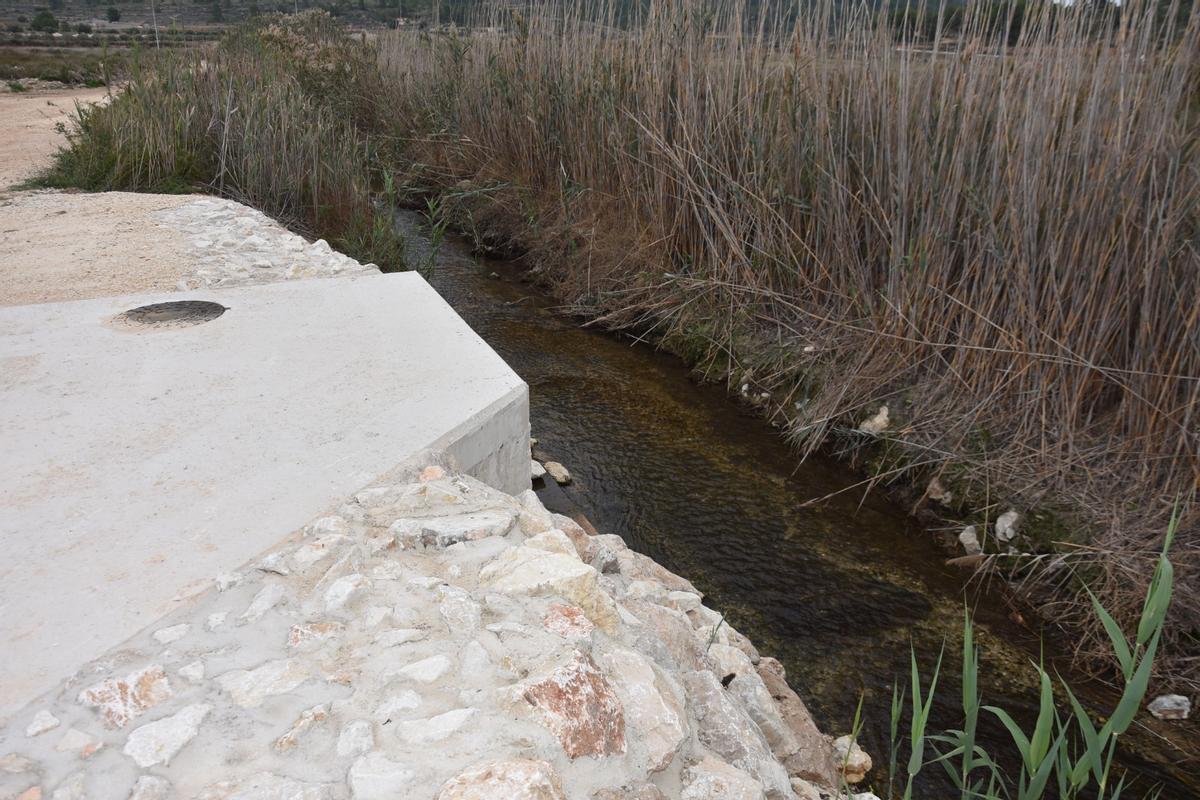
397, 212, 1197, 798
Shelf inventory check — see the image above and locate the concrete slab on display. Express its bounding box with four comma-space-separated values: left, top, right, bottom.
0, 272, 529, 718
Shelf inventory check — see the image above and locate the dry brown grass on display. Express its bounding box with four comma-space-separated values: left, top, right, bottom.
375, 0, 1200, 684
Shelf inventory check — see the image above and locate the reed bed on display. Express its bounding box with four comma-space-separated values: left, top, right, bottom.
373, 0, 1200, 683
43, 15, 402, 268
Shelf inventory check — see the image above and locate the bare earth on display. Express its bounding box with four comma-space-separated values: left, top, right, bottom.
0, 87, 110, 189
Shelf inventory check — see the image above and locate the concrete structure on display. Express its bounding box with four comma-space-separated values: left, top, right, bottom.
0, 272, 528, 719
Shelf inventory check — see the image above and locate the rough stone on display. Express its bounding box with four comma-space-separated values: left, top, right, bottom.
995, 510, 1020, 543
616, 549, 700, 595
153, 623, 190, 644
25, 709, 59, 737
438, 586, 483, 633
683, 670, 792, 799
542, 603, 595, 641
324, 574, 371, 613
832, 736, 872, 784
216, 659, 310, 707
78, 665, 172, 729
337, 720, 375, 758
600, 647, 686, 772
755, 658, 837, 786
435, 759, 566, 800
50, 773, 87, 800
396, 707, 478, 744
391, 510, 516, 549
958, 525, 982, 556
857, 405, 889, 435
275, 703, 331, 752
531, 461, 548, 481
123, 703, 211, 767
288, 621, 344, 649
543, 462, 572, 485
681, 756, 767, 800
373, 691, 422, 721
515, 651, 626, 759
1148, 694, 1191, 720
241, 584, 286, 624
480, 546, 619, 633
129, 776, 172, 800
54, 728, 102, 757
526, 529, 580, 559
348, 753, 416, 799
391, 654, 452, 684
196, 772, 333, 800
179, 660, 206, 684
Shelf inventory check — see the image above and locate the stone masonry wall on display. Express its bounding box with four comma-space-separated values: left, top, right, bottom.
0, 466, 867, 800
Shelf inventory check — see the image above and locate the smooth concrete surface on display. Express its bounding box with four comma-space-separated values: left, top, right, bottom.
0, 272, 529, 719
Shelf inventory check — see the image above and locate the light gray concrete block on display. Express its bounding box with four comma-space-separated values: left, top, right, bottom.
0, 272, 528, 716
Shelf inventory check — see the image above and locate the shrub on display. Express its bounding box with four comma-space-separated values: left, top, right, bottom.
29, 10, 58, 32
106, 7, 119, 22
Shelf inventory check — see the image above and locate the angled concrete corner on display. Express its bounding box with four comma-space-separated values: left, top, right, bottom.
0, 271, 529, 718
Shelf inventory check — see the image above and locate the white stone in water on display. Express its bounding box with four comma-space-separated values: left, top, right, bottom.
995, 510, 1020, 543
349, 753, 416, 799
324, 574, 371, 612
1148, 694, 1190, 720
123, 703, 211, 767
206, 612, 228, 631
25, 709, 60, 737
215, 572, 244, 592
373, 691, 422, 721
129, 775, 172, 800
241, 583, 286, 623
337, 720, 375, 758
396, 707, 478, 744
153, 623, 190, 644
179, 660, 205, 684
531, 460, 547, 480
958, 525, 982, 555
390, 654, 452, 684
543, 461, 572, 485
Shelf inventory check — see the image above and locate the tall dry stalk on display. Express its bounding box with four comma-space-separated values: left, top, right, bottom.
375, 0, 1200, 683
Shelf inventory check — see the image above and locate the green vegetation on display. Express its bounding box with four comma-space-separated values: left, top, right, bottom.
0, 45, 129, 84
29, 9, 58, 31
106, 6, 119, 22
39, 13, 405, 269
880, 517, 1178, 799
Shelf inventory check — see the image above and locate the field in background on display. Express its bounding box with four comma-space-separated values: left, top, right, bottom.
40, 2, 1200, 694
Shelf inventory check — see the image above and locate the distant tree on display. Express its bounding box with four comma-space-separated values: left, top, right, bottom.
29, 9, 59, 31
208, 0, 223, 21
75, 22, 92, 32
47, 0, 63, 9
106, 6, 120, 21
246, 1, 259, 16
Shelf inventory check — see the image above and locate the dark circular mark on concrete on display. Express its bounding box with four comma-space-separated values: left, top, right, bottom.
117, 300, 227, 329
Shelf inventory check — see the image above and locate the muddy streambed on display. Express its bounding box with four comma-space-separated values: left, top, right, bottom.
395, 212, 1196, 798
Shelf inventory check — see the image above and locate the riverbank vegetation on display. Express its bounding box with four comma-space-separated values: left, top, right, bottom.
43, 0, 1198, 699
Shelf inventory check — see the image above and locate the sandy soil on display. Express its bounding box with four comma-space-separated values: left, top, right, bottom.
0, 87, 111, 189
0, 191, 194, 306
0, 87, 202, 305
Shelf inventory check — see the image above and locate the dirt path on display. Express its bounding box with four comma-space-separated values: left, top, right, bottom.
0, 87, 110, 189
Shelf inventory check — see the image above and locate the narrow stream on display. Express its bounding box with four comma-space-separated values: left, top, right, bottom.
395, 212, 1197, 798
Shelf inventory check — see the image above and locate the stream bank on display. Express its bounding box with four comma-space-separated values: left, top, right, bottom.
394, 211, 1199, 799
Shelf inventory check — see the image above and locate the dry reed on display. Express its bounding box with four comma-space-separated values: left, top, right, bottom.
373, 0, 1200, 684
